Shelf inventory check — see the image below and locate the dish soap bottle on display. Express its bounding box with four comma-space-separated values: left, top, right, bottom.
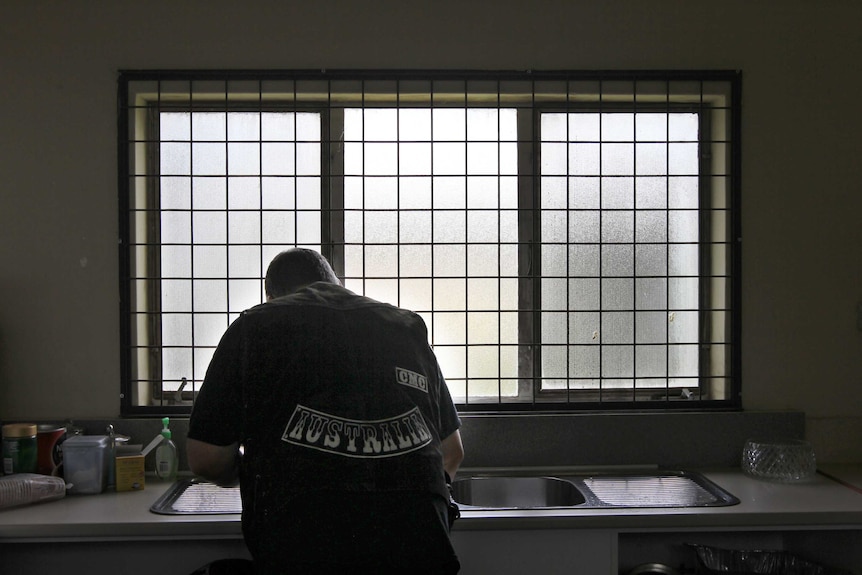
155, 417, 178, 481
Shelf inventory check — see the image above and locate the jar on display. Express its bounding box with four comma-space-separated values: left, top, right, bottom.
3, 423, 38, 474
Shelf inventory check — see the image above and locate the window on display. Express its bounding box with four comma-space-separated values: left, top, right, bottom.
118, 70, 741, 415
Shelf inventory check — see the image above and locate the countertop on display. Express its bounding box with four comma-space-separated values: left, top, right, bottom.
1, 467, 861, 542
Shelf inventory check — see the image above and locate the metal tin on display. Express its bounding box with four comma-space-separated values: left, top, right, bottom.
2, 423, 38, 475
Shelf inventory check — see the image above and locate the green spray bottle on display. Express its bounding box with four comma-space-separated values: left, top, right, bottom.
155, 417, 178, 481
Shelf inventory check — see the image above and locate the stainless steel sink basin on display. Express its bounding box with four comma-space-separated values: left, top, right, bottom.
450, 476, 586, 509
450, 470, 739, 510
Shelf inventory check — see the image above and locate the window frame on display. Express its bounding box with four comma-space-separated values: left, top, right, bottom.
118, 70, 742, 416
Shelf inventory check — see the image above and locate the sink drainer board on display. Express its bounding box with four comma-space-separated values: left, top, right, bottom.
150, 478, 241, 515
451, 470, 739, 509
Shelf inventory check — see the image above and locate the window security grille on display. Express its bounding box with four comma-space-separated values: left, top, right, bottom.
118, 70, 741, 415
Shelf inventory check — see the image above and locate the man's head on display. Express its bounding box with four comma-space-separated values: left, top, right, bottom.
264, 248, 341, 300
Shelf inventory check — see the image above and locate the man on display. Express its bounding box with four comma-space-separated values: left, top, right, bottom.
187, 248, 464, 574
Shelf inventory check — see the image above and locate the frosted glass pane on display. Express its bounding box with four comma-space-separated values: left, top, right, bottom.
598, 178, 631, 210
669, 277, 699, 309
500, 278, 518, 309
541, 312, 567, 344
669, 344, 698, 377
568, 245, 599, 276
669, 310, 698, 343
636, 346, 667, 378
162, 246, 191, 279
636, 311, 667, 344
636, 210, 667, 242
568, 211, 599, 243
500, 312, 518, 343
602, 245, 634, 276
192, 143, 226, 175
636, 278, 668, 310
467, 278, 498, 310
468, 312, 499, 344
365, 143, 398, 176
541, 142, 567, 175
194, 348, 216, 381
467, 109, 501, 141
434, 279, 466, 311
162, 213, 191, 244
400, 177, 432, 209
500, 211, 518, 243
569, 278, 600, 310
602, 114, 634, 142
602, 211, 634, 243
161, 113, 191, 140
365, 179, 398, 209
602, 346, 634, 378
399, 143, 432, 176
161, 280, 191, 312
467, 210, 500, 242
541, 113, 566, 141
160, 177, 191, 210
433, 143, 466, 175
542, 278, 566, 311
296, 177, 320, 210
467, 142, 498, 175
344, 245, 363, 277
262, 212, 296, 243
344, 211, 363, 243
399, 211, 432, 243
602, 278, 633, 310
364, 245, 398, 277
192, 113, 225, 140
669, 245, 699, 276
602, 311, 633, 344
635, 244, 667, 277
193, 246, 227, 278
194, 314, 229, 347
296, 211, 320, 244
634, 143, 666, 176
296, 143, 320, 176
228, 246, 261, 278
669, 211, 699, 243
400, 245, 432, 277
467, 176, 501, 209
542, 211, 566, 243
261, 112, 294, 141
296, 112, 320, 141
433, 177, 466, 209
435, 346, 466, 379
668, 177, 699, 209
227, 113, 260, 141
161, 314, 192, 346
343, 142, 363, 175
602, 143, 634, 175
434, 312, 466, 345
160, 143, 191, 175
261, 143, 296, 176
364, 211, 398, 243
192, 178, 227, 210
569, 346, 599, 379
467, 244, 499, 276
542, 177, 567, 209
542, 244, 567, 276
227, 177, 259, 210
364, 279, 398, 306
668, 113, 698, 141
400, 278, 432, 311
570, 114, 600, 141
163, 348, 192, 382
228, 212, 261, 244
569, 177, 600, 209
669, 143, 699, 175
635, 113, 667, 141
635, 177, 667, 209
193, 212, 226, 244
468, 347, 499, 379
194, 280, 227, 312
434, 211, 466, 243
432, 109, 466, 140
568, 312, 599, 345
568, 143, 600, 175
399, 109, 431, 141
363, 109, 397, 141
499, 142, 518, 176
542, 345, 566, 379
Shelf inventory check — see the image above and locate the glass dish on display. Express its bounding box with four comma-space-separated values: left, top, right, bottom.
741, 438, 817, 482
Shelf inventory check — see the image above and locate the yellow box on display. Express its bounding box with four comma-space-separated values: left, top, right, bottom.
115, 454, 145, 491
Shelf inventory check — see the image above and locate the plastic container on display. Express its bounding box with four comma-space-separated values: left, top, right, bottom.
0, 473, 66, 509
63, 435, 110, 494
689, 543, 851, 575
2, 423, 38, 474
155, 417, 178, 481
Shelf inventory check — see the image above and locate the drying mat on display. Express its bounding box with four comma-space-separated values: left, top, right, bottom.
150, 478, 242, 515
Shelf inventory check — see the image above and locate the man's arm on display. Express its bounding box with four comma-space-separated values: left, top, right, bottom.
186, 438, 241, 486
441, 429, 464, 480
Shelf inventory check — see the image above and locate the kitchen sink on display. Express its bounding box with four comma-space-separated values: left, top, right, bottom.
450, 470, 739, 510
450, 476, 586, 509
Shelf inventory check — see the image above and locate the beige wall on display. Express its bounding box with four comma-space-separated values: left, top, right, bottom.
1, 1, 860, 461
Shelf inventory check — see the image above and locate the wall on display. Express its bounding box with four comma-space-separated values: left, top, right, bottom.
1, 1, 860, 462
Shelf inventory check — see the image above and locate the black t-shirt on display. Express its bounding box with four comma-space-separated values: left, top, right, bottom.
188, 282, 461, 572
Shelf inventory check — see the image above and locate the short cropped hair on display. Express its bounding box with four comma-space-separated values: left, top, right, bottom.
264, 248, 341, 299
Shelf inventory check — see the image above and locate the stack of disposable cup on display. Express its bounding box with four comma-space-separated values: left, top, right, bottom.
0, 473, 67, 509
